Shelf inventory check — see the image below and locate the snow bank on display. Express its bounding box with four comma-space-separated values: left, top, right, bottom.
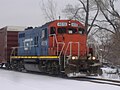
101, 67, 120, 80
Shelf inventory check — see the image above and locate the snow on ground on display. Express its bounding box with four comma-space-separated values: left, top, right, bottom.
101, 67, 120, 80
0, 69, 120, 90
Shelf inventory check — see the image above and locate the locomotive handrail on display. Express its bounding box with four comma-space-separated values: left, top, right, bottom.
57, 42, 65, 65
51, 34, 65, 65
51, 35, 81, 68
10, 45, 38, 56
57, 42, 65, 56
64, 42, 80, 68
64, 42, 80, 58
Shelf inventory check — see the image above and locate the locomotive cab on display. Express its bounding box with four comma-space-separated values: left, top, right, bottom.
48, 20, 87, 56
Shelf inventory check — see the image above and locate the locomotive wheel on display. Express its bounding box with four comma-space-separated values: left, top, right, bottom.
11, 60, 17, 71
10, 60, 25, 72
47, 61, 59, 75
17, 60, 26, 72
5, 62, 11, 70
52, 62, 59, 75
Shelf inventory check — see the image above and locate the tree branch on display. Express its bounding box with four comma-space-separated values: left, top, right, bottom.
93, 24, 115, 34
87, 4, 99, 35
78, 0, 87, 12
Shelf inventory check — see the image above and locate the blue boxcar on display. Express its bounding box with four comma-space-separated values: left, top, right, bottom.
18, 24, 49, 56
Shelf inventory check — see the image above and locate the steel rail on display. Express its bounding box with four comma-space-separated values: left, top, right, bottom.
68, 76, 120, 87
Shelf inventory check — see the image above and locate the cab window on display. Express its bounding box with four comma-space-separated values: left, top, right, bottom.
68, 28, 77, 34
50, 27, 56, 34
78, 28, 85, 34
58, 28, 66, 34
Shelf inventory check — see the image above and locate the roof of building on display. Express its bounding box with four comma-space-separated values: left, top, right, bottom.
0, 26, 26, 31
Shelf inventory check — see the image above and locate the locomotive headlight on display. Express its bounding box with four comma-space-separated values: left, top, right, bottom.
92, 56, 96, 60
72, 56, 78, 60
72, 56, 76, 60
68, 23, 71, 26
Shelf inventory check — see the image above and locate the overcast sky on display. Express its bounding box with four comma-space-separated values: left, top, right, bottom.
0, 0, 79, 28
0, 0, 119, 28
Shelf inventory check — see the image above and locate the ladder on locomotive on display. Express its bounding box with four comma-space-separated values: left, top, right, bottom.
52, 34, 80, 68
51, 34, 65, 65
64, 42, 80, 68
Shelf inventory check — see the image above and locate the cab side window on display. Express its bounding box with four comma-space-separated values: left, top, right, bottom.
78, 28, 85, 34
68, 28, 77, 34
58, 28, 66, 34
50, 27, 56, 34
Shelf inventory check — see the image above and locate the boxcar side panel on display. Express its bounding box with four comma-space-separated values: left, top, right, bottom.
7, 31, 19, 61
0, 28, 7, 63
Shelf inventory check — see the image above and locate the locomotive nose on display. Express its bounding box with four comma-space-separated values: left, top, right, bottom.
63, 34, 87, 57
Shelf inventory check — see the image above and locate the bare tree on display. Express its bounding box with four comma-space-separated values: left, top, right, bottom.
63, 0, 120, 65
40, 0, 57, 21
63, 0, 100, 35
94, 0, 120, 65
95, 0, 120, 34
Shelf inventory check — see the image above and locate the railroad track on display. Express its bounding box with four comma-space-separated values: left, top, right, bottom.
68, 76, 120, 87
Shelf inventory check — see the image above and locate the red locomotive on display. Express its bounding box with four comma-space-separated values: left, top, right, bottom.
0, 20, 101, 77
